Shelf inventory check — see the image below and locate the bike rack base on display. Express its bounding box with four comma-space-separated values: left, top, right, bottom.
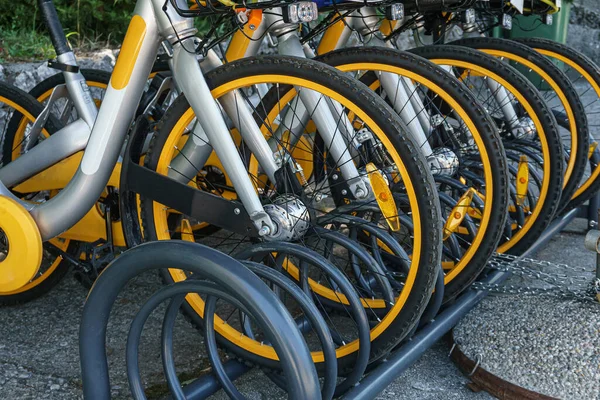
175, 197, 595, 400
342, 206, 580, 399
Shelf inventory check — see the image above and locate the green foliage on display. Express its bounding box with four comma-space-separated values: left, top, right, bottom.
0, 28, 55, 62
0, 0, 229, 61
0, 0, 138, 46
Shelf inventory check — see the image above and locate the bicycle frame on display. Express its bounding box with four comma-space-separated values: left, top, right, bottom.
157, 9, 372, 204
199, 6, 426, 177
0, 0, 284, 241
405, 12, 524, 133
1, 0, 377, 244
311, 8, 437, 158
311, 8, 525, 145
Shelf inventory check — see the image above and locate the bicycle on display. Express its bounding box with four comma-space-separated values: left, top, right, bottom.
400, 0, 591, 216
128, 1, 510, 305
309, 2, 566, 256
0, 0, 442, 379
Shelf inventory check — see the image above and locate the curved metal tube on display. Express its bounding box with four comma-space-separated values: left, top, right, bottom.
79, 241, 320, 399
234, 241, 370, 396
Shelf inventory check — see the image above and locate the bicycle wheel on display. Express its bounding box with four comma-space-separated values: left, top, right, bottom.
451, 37, 589, 213
0, 81, 79, 304
296, 46, 509, 302
411, 44, 564, 255
136, 55, 441, 371
514, 37, 600, 213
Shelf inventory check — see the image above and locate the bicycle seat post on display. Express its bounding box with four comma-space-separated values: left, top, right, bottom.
38, 0, 99, 126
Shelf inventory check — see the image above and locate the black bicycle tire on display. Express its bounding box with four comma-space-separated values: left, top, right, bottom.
138, 55, 441, 371
0, 81, 78, 305
313, 46, 509, 301
514, 37, 600, 213
450, 36, 588, 214
410, 44, 564, 255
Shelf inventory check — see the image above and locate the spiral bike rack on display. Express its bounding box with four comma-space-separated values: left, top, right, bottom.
79, 240, 322, 400
81, 103, 600, 399
78, 193, 600, 399
208, 195, 599, 400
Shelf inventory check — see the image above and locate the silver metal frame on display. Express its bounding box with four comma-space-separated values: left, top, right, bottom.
298, 7, 438, 158
408, 16, 523, 132
1, 0, 381, 241
164, 7, 374, 204
0, 0, 279, 240
306, 6, 523, 156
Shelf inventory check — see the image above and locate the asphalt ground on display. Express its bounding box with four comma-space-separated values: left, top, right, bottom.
0, 217, 595, 399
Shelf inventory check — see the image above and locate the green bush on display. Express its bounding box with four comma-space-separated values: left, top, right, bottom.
0, 0, 137, 45
0, 0, 230, 61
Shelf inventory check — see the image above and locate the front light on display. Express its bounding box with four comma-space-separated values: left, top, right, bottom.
502, 14, 512, 30
385, 3, 404, 21
283, 2, 319, 24
463, 8, 476, 24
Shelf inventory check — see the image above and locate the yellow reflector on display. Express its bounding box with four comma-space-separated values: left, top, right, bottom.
516, 155, 529, 206
366, 162, 400, 232
180, 218, 195, 242
443, 188, 476, 241
442, 261, 455, 270
589, 142, 598, 159
111, 15, 146, 90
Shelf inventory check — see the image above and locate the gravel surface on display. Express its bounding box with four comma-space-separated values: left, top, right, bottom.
454, 219, 600, 399
0, 219, 595, 399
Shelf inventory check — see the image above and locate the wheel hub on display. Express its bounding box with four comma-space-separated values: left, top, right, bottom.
512, 117, 537, 139
427, 147, 460, 177
263, 195, 310, 241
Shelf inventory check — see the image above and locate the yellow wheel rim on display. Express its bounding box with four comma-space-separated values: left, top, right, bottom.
334, 62, 494, 284
532, 48, 600, 201
151, 74, 423, 362
429, 59, 551, 254
0, 96, 73, 295
480, 49, 578, 191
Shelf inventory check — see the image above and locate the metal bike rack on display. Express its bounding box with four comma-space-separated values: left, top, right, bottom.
169, 193, 599, 400
342, 204, 591, 399
79, 240, 322, 400
79, 192, 600, 399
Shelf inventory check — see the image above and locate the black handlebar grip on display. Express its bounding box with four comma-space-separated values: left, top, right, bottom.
407, 0, 476, 12
38, 0, 71, 55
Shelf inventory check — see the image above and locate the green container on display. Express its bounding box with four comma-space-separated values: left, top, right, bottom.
491, 3, 572, 88
506, 2, 572, 44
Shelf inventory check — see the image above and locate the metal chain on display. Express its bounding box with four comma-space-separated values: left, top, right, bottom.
471, 253, 600, 303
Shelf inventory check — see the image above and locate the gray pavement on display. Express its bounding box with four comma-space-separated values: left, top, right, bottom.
454, 218, 600, 400
3, 218, 594, 399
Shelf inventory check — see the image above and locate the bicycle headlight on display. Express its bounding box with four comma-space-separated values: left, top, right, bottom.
463, 8, 476, 24
502, 14, 513, 30
385, 3, 404, 21
283, 2, 319, 24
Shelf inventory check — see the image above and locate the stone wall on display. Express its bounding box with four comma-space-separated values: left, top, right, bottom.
0, 49, 117, 92
568, 0, 600, 61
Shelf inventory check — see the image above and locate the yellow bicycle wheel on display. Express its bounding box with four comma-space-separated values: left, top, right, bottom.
137, 55, 441, 371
